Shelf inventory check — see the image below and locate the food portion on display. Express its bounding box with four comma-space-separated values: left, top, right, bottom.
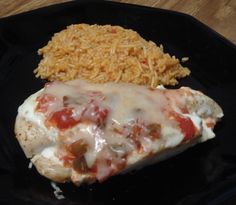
34, 24, 190, 88
15, 79, 223, 185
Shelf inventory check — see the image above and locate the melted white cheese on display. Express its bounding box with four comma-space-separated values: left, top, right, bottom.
17, 79, 223, 181
41, 147, 63, 165
18, 89, 58, 142
162, 126, 184, 148
18, 89, 45, 128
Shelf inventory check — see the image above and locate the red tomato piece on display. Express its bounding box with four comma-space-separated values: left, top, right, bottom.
174, 114, 196, 141
81, 101, 109, 126
47, 107, 80, 130
35, 93, 57, 113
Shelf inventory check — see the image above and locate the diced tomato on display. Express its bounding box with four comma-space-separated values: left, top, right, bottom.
35, 93, 57, 113
97, 108, 109, 125
81, 101, 109, 126
47, 107, 80, 130
174, 114, 196, 142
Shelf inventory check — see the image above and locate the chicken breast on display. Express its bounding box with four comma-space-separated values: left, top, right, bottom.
15, 79, 223, 185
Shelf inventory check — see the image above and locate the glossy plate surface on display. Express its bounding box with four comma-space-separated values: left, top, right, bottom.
0, 1, 236, 204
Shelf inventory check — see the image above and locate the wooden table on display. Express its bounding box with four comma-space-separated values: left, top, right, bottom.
0, 0, 235, 44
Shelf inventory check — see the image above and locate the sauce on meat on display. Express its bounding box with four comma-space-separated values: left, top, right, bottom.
30, 80, 202, 181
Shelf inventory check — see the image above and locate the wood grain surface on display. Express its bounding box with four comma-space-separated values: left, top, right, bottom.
0, 0, 235, 44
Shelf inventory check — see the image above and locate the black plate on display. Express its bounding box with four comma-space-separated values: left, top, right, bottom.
1, 1, 236, 204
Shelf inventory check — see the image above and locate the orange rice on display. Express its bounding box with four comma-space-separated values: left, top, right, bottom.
34, 24, 190, 87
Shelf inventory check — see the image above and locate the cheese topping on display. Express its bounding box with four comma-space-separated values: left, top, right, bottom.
18, 79, 222, 181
